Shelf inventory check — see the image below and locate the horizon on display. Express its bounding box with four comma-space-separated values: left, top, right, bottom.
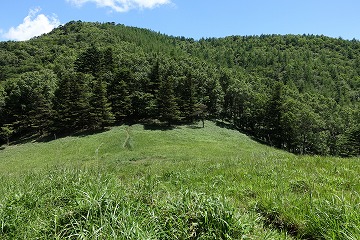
1, 0, 360, 42
2, 19, 360, 44
46, 20, 360, 42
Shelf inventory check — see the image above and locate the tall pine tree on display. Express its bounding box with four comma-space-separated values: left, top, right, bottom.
266, 82, 284, 148
89, 76, 114, 129
53, 71, 91, 132
180, 72, 196, 121
157, 75, 180, 125
74, 45, 101, 76
108, 69, 132, 122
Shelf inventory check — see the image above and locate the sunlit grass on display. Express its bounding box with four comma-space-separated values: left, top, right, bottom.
0, 121, 359, 239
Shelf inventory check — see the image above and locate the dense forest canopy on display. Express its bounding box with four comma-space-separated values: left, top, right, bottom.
0, 21, 359, 156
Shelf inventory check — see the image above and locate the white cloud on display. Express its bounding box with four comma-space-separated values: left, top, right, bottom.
67, 0, 172, 12
2, 8, 61, 41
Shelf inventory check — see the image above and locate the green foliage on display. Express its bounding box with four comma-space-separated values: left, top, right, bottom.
178, 72, 196, 121
75, 45, 102, 76
0, 84, 5, 141
0, 21, 359, 155
344, 124, 360, 156
108, 69, 132, 121
265, 82, 284, 148
157, 75, 181, 125
89, 76, 114, 129
0, 84, 5, 109
0, 124, 14, 145
2, 70, 57, 136
53, 71, 92, 132
193, 103, 208, 127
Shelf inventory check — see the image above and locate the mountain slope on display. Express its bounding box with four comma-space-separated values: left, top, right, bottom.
0, 21, 359, 156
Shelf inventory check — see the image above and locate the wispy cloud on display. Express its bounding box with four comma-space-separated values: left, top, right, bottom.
2, 8, 61, 41
67, 0, 172, 12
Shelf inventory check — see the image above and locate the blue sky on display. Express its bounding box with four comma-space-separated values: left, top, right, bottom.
1, 0, 360, 41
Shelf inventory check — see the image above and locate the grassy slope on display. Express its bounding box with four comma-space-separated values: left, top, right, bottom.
0, 121, 359, 239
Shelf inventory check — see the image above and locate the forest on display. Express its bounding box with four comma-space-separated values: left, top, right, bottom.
0, 21, 359, 156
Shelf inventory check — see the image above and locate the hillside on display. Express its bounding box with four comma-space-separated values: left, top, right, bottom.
0, 121, 359, 239
0, 21, 359, 156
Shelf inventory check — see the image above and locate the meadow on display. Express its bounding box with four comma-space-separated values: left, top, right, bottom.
0, 121, 359, 239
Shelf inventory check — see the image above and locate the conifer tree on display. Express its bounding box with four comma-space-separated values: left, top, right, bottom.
157, 75, 180, 125
53, 71, 73, 132
0, 85, 4, 112
101, 47, 115, 73
344, 106, 360, 156
53, 71, 91, 132
0, 124, 13, 145
108, 69, 132, 122
0, 85, 5, 140
266, 82, 284, 148
148, 59, 161, 96
2, 70, 56, 136
28, 90, 54, 135
193, 103, 207, 128
146, 59, 163, 118
74, 45, 101, 76
180, 72, 196, 121
89, 77, 114, 129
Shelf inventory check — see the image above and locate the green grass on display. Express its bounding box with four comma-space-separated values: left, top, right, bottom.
0, 121, 359, 239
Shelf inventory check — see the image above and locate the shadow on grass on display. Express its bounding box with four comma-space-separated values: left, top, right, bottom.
139, 118, 177, 131
186, 124, 204, 129
215, 120, 272, 146
4, 128, 113, 145
143, 123, 176, 131
255, 204, 304, 239
215, 120, 236, 131
186, 121, 206, 129
36, 128, 112, 143
143, 119, 206, 131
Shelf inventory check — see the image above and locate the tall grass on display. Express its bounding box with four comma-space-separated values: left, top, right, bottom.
0, 121, 359, 239
0, 168, 288, 239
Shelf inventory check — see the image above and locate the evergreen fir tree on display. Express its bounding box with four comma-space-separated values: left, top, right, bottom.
69, 73, 92, 130
53, 71, 91, 132
266, 82, 284, 148
193, 103, 207, 128
180, 72, 196, 121
157, 75, 180, 125
0, 124, 13, 145
74, 45, 101, 76
53, 71, 73, 132
0, 85, 5, 113
28, 90, 54, 135
101, 47, 115, 73
347, 125, 360, 156
148, 59, 161, 96
108, 69, 132, 122
89, 77, 114, 129
1, 70, 56, 136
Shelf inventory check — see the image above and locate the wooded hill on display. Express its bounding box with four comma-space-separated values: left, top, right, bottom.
0, 21, 359, 156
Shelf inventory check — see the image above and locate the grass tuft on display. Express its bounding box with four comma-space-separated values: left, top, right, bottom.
0, 121, 359, 239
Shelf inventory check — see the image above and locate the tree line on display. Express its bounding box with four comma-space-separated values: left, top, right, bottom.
0, 21, 359, 156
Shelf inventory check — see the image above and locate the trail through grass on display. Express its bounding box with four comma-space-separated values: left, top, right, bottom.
0, 121, 359, 239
